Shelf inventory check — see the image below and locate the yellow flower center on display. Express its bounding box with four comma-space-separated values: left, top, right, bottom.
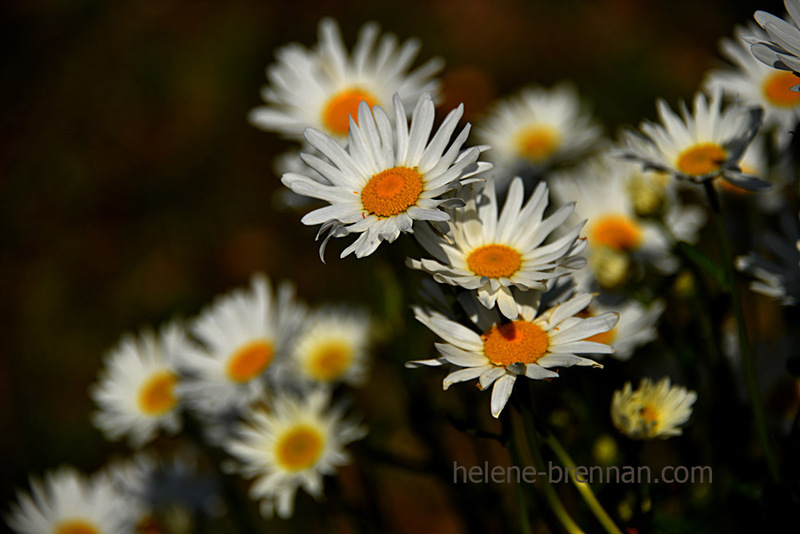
306, 340, 353, 382
275, 425, 325, 471
641, 404, 659, 424
762, 71, 800, 108
54, 519, 100, 534
482, 320, 549, 367
676, 143, 727, 176
137, 371, 178, 416
361, 166, 423, 217
515, 125, 560, 163
588, 214, 643, 252
466, 244, 523, 278
226, 339, 274, 383
322, 88, 378, 136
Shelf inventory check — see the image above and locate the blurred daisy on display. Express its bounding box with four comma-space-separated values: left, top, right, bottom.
611, 377, 697, 439
5, 466, 135, 534
476, 83, 602, 176
407, 290, 618, 418
224, 389, 366, 519
705, 23, 800, 150
579, 298, 665, 361
617, 89, 767, 191
407, 177, 586, 318
91, 324, 185, 448
250, 18, 442, 142
747, 0, 800, 89
735, 210, 800, 305
289, 305, 372, 386
282, 94, 490, 259
176, 273, 306, 416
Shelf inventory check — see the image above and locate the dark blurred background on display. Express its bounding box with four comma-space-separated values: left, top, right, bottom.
0, 0, 788, 531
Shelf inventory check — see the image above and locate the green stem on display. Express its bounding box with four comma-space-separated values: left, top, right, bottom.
510, 408, 584, 534
541, 430, 623, 534
702, 180, 779, 483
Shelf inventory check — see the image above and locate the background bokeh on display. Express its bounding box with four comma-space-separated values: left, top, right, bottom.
0, 0, 791, 532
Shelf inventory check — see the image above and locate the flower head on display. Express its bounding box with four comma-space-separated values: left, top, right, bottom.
747, 0, 800, 90
611, 377, 697, 439
282, 94, 490, 259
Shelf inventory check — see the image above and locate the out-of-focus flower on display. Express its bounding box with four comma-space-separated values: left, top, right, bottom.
282, 94, 490, 259
4, 467, 136, 534
90, 324, 185, 448
476, 83, 602, 178
747, 0, 800, 90
224, 389, 366, 519
579, 298, 665, 361
289, 304, 372, 386
407, 290, 617, 418
250, 18, 442, 143
616, 90, 767, 191
408, 177, 586, 318
735, 210, 800, 305
175, 273, 306, 416
705, 23, 800, 151
611, 377, 697, 440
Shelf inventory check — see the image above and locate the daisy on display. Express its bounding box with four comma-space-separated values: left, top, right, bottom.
616, 89, 767, 191
578, 298, 665, 361
249, 18, 442, 142
735, 210, 800, 305
282, 93, 491, 259
175, 273, 306, 416
747, 0, 800, 89
550, 156, 705, 288
4, 466, 136, 534
289, 304, 372, 386
705, 23, 800, 150
407, 176, 587, 319
224, 389, 366, 519
407, 289, 618, 418
611, 377, 697, 440
476, 83, 602, 176
90, 323, 185, 449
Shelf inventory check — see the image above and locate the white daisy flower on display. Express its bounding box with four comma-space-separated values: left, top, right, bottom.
705, 23, 800, 150
476, 83, 603, 176
4, 466, 136, 534
611, 377, 697, 440
289, 304, 372, 386
407, 176, 587, 319
175, 273, 306, 416
224, 389, 366, 519
249, 18, 442, 142
90, 323, 185, 449
735, 210, 800, 305
282, 93, 490, 259
578, 298, 665, 361
747, 0, 800, 89
407, 290, 618, 418
550, 156, 705, 287
616, 89, 767, 191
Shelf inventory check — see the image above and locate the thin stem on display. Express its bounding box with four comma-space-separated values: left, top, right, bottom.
703, 180, 779, 482
510, 408, 584, 534
541, 430, 623, 534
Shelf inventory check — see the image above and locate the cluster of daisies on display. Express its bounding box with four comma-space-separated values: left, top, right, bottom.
6, 274, 372, 531
7, 1, 800, 531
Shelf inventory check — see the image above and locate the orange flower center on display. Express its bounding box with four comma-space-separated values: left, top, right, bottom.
306, 341, 353, 382
54, 519, 100, 534
676, 143, 727, 176
275, 426, 325, 471
515, 125, 560, 163
361, 166, 423, 217
482, 320, 549, 367
137, 371, 178, 416
762, 71, 800, 108
641, 405, 659, 424
226, 339, 274, 383
467, 244, 522, 278
589, 214, 643, 251
322, 88, 378, 136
